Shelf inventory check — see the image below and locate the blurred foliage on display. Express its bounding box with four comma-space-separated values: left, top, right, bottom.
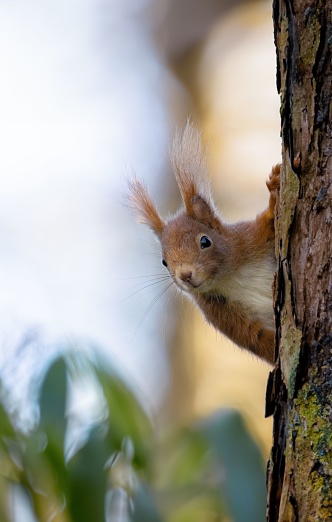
0, 353, 266, 521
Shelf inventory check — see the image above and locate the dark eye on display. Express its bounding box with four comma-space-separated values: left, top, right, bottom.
162, 258, 168, 267
200, 236, 212, 249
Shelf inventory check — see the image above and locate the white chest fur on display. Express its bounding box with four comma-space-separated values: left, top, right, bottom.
216, 257, 275, 330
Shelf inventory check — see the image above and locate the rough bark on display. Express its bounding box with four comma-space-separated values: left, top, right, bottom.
266, 0, 332, 520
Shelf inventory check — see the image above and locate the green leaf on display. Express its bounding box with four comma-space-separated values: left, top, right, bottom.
66, 425, 110, 522
157, 429, 209, 488
147, 428, 225, 521
130, 481, 163, 522
166, 492, 223, 522
0, 402, 16, 441
39, 357, 67, 449
0, 475, 10, 522
37, 357, 68, 498
95, 367, 153, 470
107, 487, 131, 522
198, 409, 266, 522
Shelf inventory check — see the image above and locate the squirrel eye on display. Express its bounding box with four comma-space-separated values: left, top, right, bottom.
200, 236, 212, 249
162, 258, 168, 267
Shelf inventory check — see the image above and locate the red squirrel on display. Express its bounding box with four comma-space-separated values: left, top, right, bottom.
128, 122, 279, 364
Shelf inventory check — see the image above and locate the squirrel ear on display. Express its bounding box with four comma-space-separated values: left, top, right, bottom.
191, 195, 221, 229
127, 178, 165, 236
170, 120, 212, 216
171, 121, 224, 231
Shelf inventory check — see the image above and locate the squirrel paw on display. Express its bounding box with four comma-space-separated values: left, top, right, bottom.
266, 163, 280, 195
266, 163, 280, 216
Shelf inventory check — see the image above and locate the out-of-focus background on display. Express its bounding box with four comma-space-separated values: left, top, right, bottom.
0, 0, 280, 519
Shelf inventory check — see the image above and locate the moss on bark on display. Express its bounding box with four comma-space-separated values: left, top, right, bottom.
267, 0, 332, 520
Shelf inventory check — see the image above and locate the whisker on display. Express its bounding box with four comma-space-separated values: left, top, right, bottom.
139, 238, 162, 252
131, 281, 174, 339
121, 277, 171, 302
160, 282, 178, 342
118, 273, 168, 281
142, 252, 161, 257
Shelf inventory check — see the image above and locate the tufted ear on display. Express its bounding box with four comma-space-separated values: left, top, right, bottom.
191, 194, 223, 230
170, 120, 212, 217
127, 178, 165, 236
171, 121, 224, 231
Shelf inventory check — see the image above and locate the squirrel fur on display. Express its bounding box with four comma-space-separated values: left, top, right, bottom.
128, 122, 280, 364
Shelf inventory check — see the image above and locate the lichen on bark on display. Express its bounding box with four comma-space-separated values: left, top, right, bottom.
266, 0, 332, 520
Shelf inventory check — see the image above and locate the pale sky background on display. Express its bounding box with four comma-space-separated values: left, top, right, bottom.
0, 0, 184, 421
0, 0, 280, 427
0, 1, 282, 519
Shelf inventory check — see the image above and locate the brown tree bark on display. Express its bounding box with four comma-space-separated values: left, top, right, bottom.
266, 0, 332, 520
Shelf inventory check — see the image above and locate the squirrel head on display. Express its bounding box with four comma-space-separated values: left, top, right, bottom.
127, 122, 231, 294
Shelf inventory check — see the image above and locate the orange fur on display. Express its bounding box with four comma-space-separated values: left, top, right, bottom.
128, 123, 280, 364
127, 177, 165, 236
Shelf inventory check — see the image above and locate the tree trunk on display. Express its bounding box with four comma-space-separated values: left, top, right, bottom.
266, 0, 332, 520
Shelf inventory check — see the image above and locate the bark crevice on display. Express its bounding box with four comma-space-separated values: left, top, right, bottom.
267, 0, 332, 519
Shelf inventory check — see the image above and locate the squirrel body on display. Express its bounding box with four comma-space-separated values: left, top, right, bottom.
128, 123, 279, 364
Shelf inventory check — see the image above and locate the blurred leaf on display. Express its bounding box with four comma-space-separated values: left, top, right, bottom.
157, 429, 209, 488
0, 400, 21, 487
22, 434, 63, 507
198, 409, 266, 522
106, 487, 131, 522
0, 475, 10, 522
0, 350, 269, 522
151, 428, 225, 522
66, 425, 110, 522
22, 483, 63, 522
130, 480, 163, 522
96, 367, 152, 470
153, 482, 224, 522
39, 357, 67, 451
38, 357, 68, 497
167, 493, 224, 522
0, 405, 25, 488
0, 403, 16, 441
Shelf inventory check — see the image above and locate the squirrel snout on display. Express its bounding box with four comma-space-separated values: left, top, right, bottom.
179, 270, 192, 283
175, 265, 195, 287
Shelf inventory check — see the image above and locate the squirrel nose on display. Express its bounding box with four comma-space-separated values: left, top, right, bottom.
179, 270, 192, 283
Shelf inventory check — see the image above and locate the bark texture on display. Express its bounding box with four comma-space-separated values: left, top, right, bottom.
266, 0, 332, 520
